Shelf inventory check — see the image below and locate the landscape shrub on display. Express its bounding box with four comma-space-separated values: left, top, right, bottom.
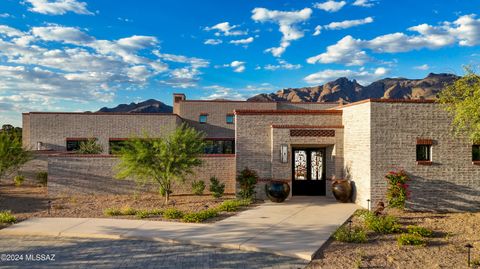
407, 225, 433, 237
120, 206, 137, 215
163, 208, 184, 219
182, 209, 219, 223
209, 176, 225, 198
77, 139, 103, 154
397, 233, 426, 246
217, 199, 251, 212
0, 211, 16, 224
191, 180, 206, 195
36, 172, 48, 187
385, 170, 411, 209
104, 208, 122, 216
13, 175, 25, 187
333, 225, 368, 243
135, 209, 163, 219
364, 213, 401, 234
236, 167, 258, 199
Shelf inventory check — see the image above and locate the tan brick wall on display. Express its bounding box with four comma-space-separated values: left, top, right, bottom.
341, 102, 372, 208
47, 155, 235, 196
370, 102, 480, 212
24, 113, 180, 154
235, 113, 343, 199
276, 102, 339, 110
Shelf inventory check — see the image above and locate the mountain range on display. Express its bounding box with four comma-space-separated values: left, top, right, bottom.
97, 73, 458, 112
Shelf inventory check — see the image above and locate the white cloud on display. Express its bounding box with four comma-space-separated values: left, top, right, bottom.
314, 1, 346, 12
24, 0, 94, 15
230, 61, 246, 72
313, 26, 322, 36
263, 59, 302, 71
0, 25, 25, 37
204, 22, 246, 36
229, 37, 254, 45
251, 7, 312, 57
307, 14, 480, 66
414, 64, 430, 70
204, 39, 222, 45
352, 0, 377, 7
203, 85, 246, 100
324, 17, 374, 30
304, 67, 389, 85
0, 13, 12, 18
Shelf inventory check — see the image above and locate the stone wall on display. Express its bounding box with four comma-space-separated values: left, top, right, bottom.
23, 113, 181, 154
370, 101, 480, 212
47, 155, 236, 196
341, 102, 372, 208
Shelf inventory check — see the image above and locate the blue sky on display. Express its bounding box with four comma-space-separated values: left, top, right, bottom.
0, 0, 479, 126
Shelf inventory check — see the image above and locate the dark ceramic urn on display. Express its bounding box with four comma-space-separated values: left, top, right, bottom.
265, 181, 290, 203
332, 180, 352, 203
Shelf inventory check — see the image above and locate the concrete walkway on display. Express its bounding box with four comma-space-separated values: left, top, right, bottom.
0, 197, 359, 261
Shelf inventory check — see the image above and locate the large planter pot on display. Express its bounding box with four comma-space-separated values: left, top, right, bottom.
265, 181, 290, 203
332, 180, 352, 203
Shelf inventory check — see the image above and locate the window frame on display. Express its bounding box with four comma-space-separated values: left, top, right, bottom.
203, 138, 235, 154
226, 114, 234, 124
199, 114, 208, 124
66, 138, 94, 152
416, 144, 432, 164
472, 144, 480, 162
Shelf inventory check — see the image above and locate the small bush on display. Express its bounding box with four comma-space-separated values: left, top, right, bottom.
397, 233, 426, 246
209, 176, 225, 198
217, 199, 251, 212
36, 172, 48, 186
104, 208, 122, 216
163, 208, 184, 219
182, 209, 219, 223
120, 206, 137, 215
135, 209, 163, 219
385, 170, 410, 209
333, 225, 368, 243
354, 209, 371, 218
236, 167, 258, 199
13, 175, 25, 187
191, 180, 206, 195
77, 139, 103, 154
0, 211, 16, 224
364, 213, 401, 234
407, 225, 433, 237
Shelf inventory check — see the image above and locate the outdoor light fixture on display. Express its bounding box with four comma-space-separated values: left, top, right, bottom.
280, 144, 288, 163
465, 243, 474, 267
367, 199, 371, 211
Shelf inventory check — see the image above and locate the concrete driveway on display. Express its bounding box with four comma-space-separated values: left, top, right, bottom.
0, 197, 359, 261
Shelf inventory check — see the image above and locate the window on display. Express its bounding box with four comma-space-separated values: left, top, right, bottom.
109, 139, 129, 154
199, 114, 208, 124
226, 114, 234, 124
66, 138, 89, 151
204, 139, 235, 154
473, 145, 480, 161
416, 144, 431, 161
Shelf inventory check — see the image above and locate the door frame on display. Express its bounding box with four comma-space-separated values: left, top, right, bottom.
291, 147, 327, 196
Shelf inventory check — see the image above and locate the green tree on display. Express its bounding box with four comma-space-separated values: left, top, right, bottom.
0, 132, 31, 180
116, 124, 205, 204
438, 67, 480, 142
0, 125, 22, 140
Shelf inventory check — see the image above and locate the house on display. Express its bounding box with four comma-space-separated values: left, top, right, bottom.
22, 94, 480, 211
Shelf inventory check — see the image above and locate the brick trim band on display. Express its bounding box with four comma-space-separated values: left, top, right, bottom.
272, 125, 343, 129
290, 129, 335, 137
235, 110, 342, 115
417, 138, 434, 145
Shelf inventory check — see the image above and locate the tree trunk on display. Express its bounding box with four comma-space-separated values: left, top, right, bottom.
165, 192, 169, 205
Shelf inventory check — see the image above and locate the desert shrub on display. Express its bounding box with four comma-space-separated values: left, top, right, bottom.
354, 209, 371, 218
77, 139, 103, 154
364, 213, 401, 234
163, 208, 184, 219
406, 225, 433, 237
36, 172, 48, 187
236, 167, 258, 199
191, 180, 206, 195
182, 209, 219, 223
209, 176, 225, 198
135, 209, 163, 219
333, 225, 368, 243
13, 175, 25, 187
217, 199, 251, 212
397, 233, 426, 246
104, 208, 122, 216
120, 206, 137, 215
385, 170, 411, 209
0, 211, 16, 224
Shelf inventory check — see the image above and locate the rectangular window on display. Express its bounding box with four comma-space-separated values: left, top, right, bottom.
204, 139, 235, 154
66, 138, 89, 151
109, 139, 129, 155
416, 144, 431, 161
473, 145, 480, 161
199, 114, 208, 124
226, 114, 234, 124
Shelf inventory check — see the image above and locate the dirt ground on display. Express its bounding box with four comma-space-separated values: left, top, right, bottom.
307, 208, 480, 269
0, 183, 248, 229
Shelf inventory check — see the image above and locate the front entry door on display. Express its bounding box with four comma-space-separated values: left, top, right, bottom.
292, 148, 326, 196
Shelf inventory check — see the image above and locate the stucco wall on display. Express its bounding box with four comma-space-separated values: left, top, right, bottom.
23, 113, 181, 154
47, 155, 236, 196
370, 102, 480, 212
341, 102, 372, 208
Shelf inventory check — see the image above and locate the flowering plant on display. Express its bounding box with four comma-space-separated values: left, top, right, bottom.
385, 170, 411, 209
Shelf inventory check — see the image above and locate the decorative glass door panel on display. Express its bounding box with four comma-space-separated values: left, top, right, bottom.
292, 148, 326, 196
294, 150, 307, 180
310, 150, 323, 180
